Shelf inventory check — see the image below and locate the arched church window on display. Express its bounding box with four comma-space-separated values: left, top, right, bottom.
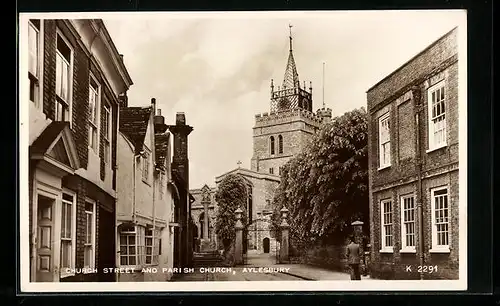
270, 136, 275, 155
278, 135, 283, 154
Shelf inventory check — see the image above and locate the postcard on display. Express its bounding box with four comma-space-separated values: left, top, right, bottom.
18, 10, 467, 292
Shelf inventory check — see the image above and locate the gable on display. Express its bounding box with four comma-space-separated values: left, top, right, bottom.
30, 122, 81, 174
119, 106, 152, 154
47, 138, 71, 168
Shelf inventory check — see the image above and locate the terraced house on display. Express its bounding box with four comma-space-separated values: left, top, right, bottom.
27, 19, 133, 282
367, 27, 460, 279
116, 98, 177, 281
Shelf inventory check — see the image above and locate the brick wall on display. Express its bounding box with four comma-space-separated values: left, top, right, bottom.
370, 171, 459, 280
42, 20, 56, 121
367, 28, 457, 111
367, 28, 459, 280
43, 20, 89, 169
40, 19, 123, 282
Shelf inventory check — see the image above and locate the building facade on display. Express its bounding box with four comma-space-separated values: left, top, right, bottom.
27, 19, 133, 282
366, 28, 459, 279
191, 26, 332, 255
115, 98, 176, 281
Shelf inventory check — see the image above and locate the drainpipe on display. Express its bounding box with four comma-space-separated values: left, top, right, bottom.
413, 85, 425, 280
151, 99, 157, 265
133, 154, 140, 225
152, 167, 156, 265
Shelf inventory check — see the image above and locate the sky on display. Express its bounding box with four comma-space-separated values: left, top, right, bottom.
102, 10, 466, 189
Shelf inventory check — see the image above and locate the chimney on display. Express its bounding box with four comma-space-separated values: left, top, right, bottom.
154, 107, 167, 134
151, 98, 156, 114
176, 112, 186, 126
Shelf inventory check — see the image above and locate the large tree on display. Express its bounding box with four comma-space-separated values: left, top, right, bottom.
272, 107, 369, 245
214, 173, 248, 250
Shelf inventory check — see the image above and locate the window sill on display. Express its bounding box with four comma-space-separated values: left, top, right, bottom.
378, 164, 391, 171
426, 144, 447, 154
429, 247, 450, 254
60, 271, 75, 279
379, 248, 393, 253
400, 248, 416, 254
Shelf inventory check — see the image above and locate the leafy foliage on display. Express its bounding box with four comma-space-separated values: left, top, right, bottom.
214, 173, 249, 250
272, 107, 369, 245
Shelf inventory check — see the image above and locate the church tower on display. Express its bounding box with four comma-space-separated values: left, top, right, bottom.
251, 25, 324, 175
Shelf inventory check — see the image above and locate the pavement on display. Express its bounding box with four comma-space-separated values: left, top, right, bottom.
244, 253, 373, 281
171, 253, 373, 282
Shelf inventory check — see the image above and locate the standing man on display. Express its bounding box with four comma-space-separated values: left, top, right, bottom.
346, 235, 362, 280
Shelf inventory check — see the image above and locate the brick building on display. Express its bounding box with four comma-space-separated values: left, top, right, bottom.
27, 19, 133, 282
115, 98, 176, 281
191, 26, 332, 255
366, 27, 459, 279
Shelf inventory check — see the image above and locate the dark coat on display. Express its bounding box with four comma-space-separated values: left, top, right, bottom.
346, 241, 363, 264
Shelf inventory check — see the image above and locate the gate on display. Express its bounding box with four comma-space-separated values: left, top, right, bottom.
242, 218, 280, 265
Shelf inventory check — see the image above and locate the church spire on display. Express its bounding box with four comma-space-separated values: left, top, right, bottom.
270, 24, 313, 113
282, 24, 299, 90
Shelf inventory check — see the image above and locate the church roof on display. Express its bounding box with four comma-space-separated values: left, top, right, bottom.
214, 167, 281, 184
119, 106, 152, 154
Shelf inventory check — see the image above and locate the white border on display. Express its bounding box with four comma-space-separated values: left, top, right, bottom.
19, 10, 468, 292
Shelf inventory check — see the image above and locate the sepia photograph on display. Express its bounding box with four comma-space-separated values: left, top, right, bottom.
18, 10, 467, 292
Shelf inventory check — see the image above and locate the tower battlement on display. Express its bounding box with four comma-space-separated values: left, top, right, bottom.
254, 108, 323, 128
316, 107, 332, 124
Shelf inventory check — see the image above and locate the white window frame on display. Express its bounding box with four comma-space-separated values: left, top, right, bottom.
430, 186, 451, 253
103, 100, 112, 164
60, 189, 76, 278
380, 198, 393, 253
88, 73, 100, 153
145, 227, 159, 265
427, 80, 447, 152
400, 194, 416, 253
142, 149, 150, 183
55, 29, 74, 127
28, 20, 43, 109
83, 198, 96, 270
119, 225, 146, 268
378, 112, 391, 169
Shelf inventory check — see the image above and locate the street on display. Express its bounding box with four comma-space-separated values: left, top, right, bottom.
172, 253, 305, 281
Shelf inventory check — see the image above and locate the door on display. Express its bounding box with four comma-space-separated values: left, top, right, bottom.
36, 195, 55, 282
263, 237, 270, 253
98, 206, 115, 282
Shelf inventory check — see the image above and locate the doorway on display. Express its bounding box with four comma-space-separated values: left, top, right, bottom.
36, 194, 55, 282
98, 207, 115, 282
263, 237, 270, 253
